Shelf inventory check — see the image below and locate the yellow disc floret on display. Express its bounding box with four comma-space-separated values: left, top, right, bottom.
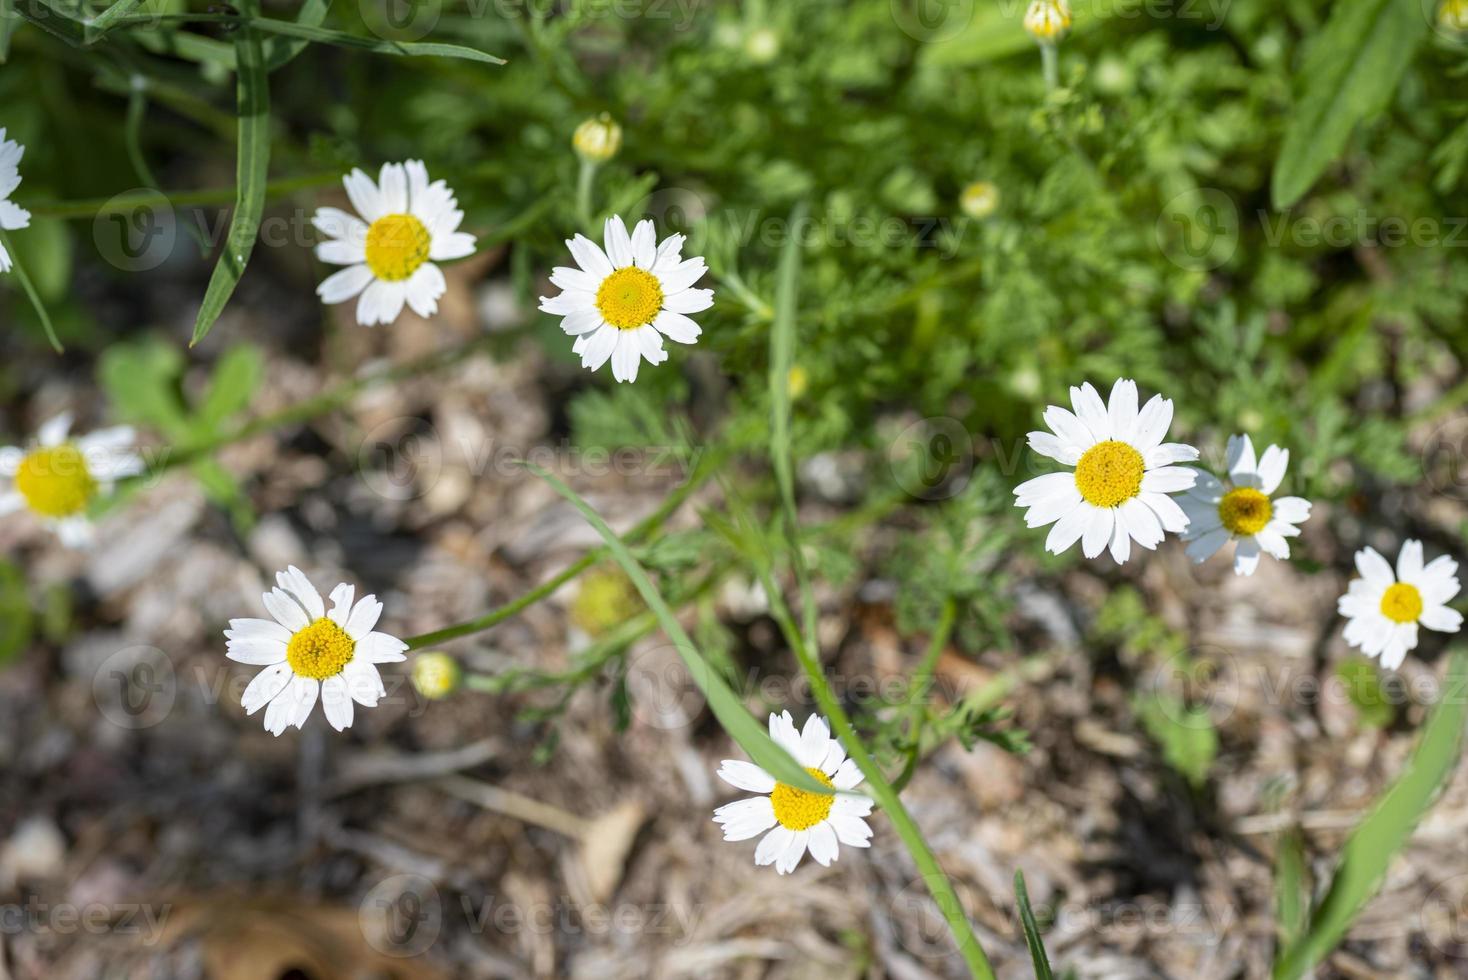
770, 767, 835, 831
1218, 487, 1272, 536
1073, 440, 1145, 508
364, 214, 431, 282
16, 445, 97, 518
596, 266, 664, 329
1379, 583, 1424, 625
286, 617, 357, 680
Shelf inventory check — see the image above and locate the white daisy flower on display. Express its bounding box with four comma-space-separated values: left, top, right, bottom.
1013, 379, 1199, 563
312, 161, 476, 327
0, 412, 144, 547
1179, 435, 1313, 576
1338, 540, 1462, 670
712, 711, 874, 875
225, 566, 408, 735
538, 215, 713, 383
0, 128, 33, 274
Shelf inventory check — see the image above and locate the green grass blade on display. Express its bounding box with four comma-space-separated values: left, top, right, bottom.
0, 229, 63, 353
262, 0, 328, 71
1270, 0, 1426, 208
250, 17, 504, 65
0, 0, 21, 61
1274, 829, 1309, 949
1272, 647, 1468, 978
190, 0, 270, 347
527, 461, 830, 796
12, 0, 86, 45
83, 0, 144, 39
1015, 871, 1054, 980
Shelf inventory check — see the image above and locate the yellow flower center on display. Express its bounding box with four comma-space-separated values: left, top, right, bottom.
286, 617, 356, 680
596, 266, 664, 330
1073, 440, 1144, 508
1379, 583, 1424, 625
1217, 487, 1272, 536
770, 767, 835, 831
15, 445, 97, 518
364, 213, 431, 282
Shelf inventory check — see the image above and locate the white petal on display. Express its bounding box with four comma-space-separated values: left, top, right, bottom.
1140, 491, 1189, 533
604, 215, 634, 267
1081, 507, 1114, 559
807, 822, 839, 866
343, 168, 385, 223
404, 262, 447, 318
1109, 509, 1132, 564
320, 675, 354, 731
1042, 406, 1094, 451
1354, 547, 1396, 589
1226, 434, 1257, 479
630, 219, 657, 268
1141, 466, 1197, 494
1132, 395, 1173, 451
1185, 526, 1230, 564
1257, 445, 1289, 495
288, 676, 320, 729
568, 234, 614, 278
579, 324, 618, 372
241, 662, 293, 714
769, 710, 802, 756
713, 797, 777, 841
429, 231, 476, 261
317, 264, 374, 304
38, 412, 73, 447
549, 265, 600, 293
377, 162, 408, 214
651, 233, 686, 272
560, 308, 606, 336
226, 640, 289, 665
1396, 539, 1424, 582
315, 238, 366, 266
1233, 537, 1261, 576
610, 331, 641, 383
358, 631, 408, 664
0, 200, 30, 231
1272, 496, 1312, 524
662, 288, 713, 314
776, 830, 809, 874
1070, 383, 1111, 442
831, 758, 863, 790
1045, 504, 1091, 555
539, 290, 596, 316
797, 715, 831, 768
313, 205, 367, 242
1107, 378, 1138, 442
1027, 432, 1082, 466
1119, 496, 1164, 548
343, 659, 386, 705
716, 760, 776, 794
227, 617, 293, 644
277, 566, 325, 621
1421, 605, 1463, 633
262, 588, 310, 632
655, 257, 707, 293
652, 309, 702, 344
754, 826, 794, 868
327, 584, 355, 628
345, 595, 384, 640
829, 813, 873, 847
1146, 443, 1200, 468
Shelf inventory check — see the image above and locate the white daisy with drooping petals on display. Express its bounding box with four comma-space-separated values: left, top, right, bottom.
713, 711, 874, 875
225, 567, 408, 735
1013, 379, 1199, 563
0, 128, 32, 274
538, 215, 712, 383
312, 161, 477, 327
0, 412, 144, 547
1179, 435, 1312, 576
1338, 540, 1462, 670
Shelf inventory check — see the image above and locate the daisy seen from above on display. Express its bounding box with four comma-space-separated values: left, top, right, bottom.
0, 412, 144, 547
538, 215, 713, 383
0, 128, 32, 273
1338, 540, 1462, 670
1179, 434, 1312, 576
226, 567, 408, 735
1013, 378, 1199, 564
312, 161, 477, 327
713, 711, 874, 874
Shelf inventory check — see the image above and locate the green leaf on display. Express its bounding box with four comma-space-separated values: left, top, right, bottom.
83, 0, 146, 39
1014, 871, 1054, 980
250, 17, 505, 66
0, 229, 62, 353
0, 0, 22, 62
1270, 0, 1427, 209
262, 0, 329, 71
1336, 655, 1396, 728
1136, 691, 1217, 788
198, 343, 264, 431
527, 461, 831, 796
190, 1, 270, 347
1274, 829, 1309, 950
0, 560, 32, 664
97, 339, 190, 438
11, 0, 86, 46
1272, 648, 1468, 979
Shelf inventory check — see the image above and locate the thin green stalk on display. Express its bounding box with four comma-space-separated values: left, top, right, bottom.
403, 446, 728, 650
1040, 42, 1058, 90
0, 228, 62, 352
575, 157, 597, 227
891, 596, 957, 794
28, 172, 340, 220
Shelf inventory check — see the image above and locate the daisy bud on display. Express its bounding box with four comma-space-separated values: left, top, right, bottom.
570, 567, 642, 637
573, 114, 622, 165
411, 652, 462, 701
959, 181, 1000, 220
787, 365, 809, 400
1440, 0, 1468, 32
1023, 0, 1071, 43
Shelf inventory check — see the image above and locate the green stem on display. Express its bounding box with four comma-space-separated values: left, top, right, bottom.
1040, 42, 1058, 90
891, 596, 957, 794
403, 445, 728, 650
27, 172, 340, 219
756, 570, 994, 978
575, 157, 597, 227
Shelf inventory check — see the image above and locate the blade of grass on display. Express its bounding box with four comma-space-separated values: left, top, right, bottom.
1272, 647, 1468, 978
0, 229, 63, 352
0, 0, 21, 61
189, 0, 269, 347
526, 461, 830, 796
1274, 829, 1309, 950
250, 17, 505, 65
262, 0, 327, 70
12, 0, 86, 45
83, 0, 144, 39
1015, 871, 1054, 980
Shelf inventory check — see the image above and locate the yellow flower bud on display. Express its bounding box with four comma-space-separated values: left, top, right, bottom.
1441, 0, 1468, 32
411, 652, 462, 701
1023, 0, 1071, 43
959, 181, 1000, 220
787, 365, 809, 400
573, 114, 622, 164
570, 567, 641, 637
